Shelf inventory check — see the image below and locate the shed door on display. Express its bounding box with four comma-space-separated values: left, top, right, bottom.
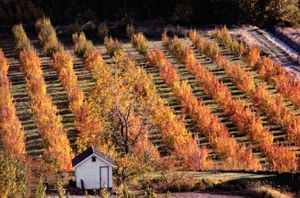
100, 166, 109, 188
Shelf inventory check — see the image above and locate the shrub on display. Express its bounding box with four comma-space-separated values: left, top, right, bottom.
52, 51, 84, 113
97, 22, 109, 40
264, 144, 298, 173
56, 177, 64, 198
244, 46, 261, 67
52, 51, 104, 153
147, 50, 179, 85
13, 25, 73, 171
204, 41, 220, 60
100, 187, 109, 198
213, 26, 245, 57
229, 39, 245, 57
104, 36, 124, 57
132, 33, 148, 54
12, 24, 32, 51
216, 57, 255, 93
254, 186, 289, 198
144, 186, 157, 198
35, 17, 63, 56
72, 32, 93, 57
0, 153, 28, 198
35, 177, 46, 198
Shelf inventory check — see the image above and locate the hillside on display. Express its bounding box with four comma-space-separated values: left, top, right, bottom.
1, 25, 300, 173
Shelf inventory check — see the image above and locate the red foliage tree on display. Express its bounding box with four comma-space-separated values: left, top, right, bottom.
147, 49, 261, 171
169, 34, 298, 172
19, 48, 73, 171
0, 49, 26, 158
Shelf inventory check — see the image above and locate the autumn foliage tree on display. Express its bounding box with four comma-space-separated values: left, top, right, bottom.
102, 37, 213, 171
132, 33, 148, 55
147, 49, 260, 171
12, 24, 73, 171
35, 19, 104, 154
0, 48, 26, 158
204, 29, 300, 148
212, 27, 300, 109
213, 26, 245, 57
168, 33, 298, 172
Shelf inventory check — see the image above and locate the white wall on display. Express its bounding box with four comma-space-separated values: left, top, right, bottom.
75, 155, 113, 189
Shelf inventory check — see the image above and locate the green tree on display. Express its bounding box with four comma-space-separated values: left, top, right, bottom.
263, 0, 300, 25
35, 177, 46, 198
0, 153, 28, 198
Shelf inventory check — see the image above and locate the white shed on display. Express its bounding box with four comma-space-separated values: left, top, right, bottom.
72, 146, 115, 190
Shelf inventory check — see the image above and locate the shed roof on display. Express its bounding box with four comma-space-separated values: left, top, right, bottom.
72, 146, 114, 167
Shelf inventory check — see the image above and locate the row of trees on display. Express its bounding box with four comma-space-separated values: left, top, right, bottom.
72, 32, 112, 154
147, 48, 260, 171
190, 29, 300, 148
35, 18, 103, 154
70, 32, 210, 186
164, 33, 297, 172
0, 49, 26, 158
103, 35, 213, 172
213, 27, 300, 109
12, 24, 73, 172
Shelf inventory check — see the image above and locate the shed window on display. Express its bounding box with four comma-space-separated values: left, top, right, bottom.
92, 156, 96, 162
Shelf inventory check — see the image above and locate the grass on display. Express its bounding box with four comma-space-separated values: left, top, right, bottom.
124, 171, 296, 196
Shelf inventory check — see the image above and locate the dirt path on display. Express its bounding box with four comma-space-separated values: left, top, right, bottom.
157, 192, 247, 198
47, 193, 248, 198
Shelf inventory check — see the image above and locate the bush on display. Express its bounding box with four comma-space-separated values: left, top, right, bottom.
254, 186, 289, 198
145, 186, 157, 198
204, 41, 220, 60
132, 33, 148, 54
12, 24, 32, 51
97, 22, 109, 40
0, 153, 28, 198
35, 177, 46, 198
154, 171, 197, 192
35, 17, 63, 56
72, 32, 93, 57
104, 37, 124, 57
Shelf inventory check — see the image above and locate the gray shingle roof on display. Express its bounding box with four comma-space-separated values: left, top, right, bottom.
72, 146, 114, 167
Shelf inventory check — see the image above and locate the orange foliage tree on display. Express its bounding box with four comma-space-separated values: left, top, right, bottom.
212, 27, 300, 110
19, 49, 74, 171
12, 24, 73, 171
35, 20, 104, 154
213, 26, 245, 57
99, 37, 212, 171
0, 48, 26, 158
253, 84, 300, 146
190, 30, 300, 148
117, 50, 209, 171
147, 49, 261, 171
168, 34, 298, 172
